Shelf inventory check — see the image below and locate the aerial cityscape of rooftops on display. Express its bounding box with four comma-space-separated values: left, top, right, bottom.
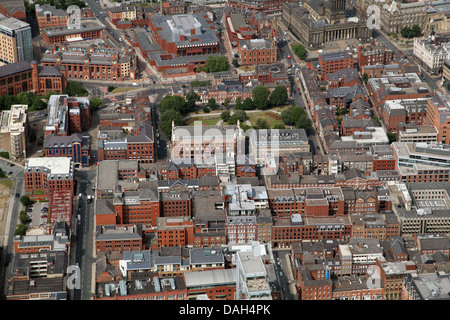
1, 0, 450, 302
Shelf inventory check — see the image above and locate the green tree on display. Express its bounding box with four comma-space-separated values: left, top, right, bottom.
400, 25, 421, 39
90, 97, 103, 111
185, 91, 201, 113
16, 92, 32, 105
14, 224, 27, 236
200, 55, 230, 73
281, 105, 303, 126
411, 25, 421, 37
159, 94, 188, 115
253, 118, 270, 130
43, 90, 58, 100
232, 58, 239, 68
281, 105, 311, 130
0, 152, 9, 159
224, 97, 231, 109
19, 210, 28, 224
242, 97, 255, 110
387, 132, 397, 144
292, 44, 308, 60
362, 73, 369, 83
227, 110, 248, 125
240, 123, 251, 132
269, 86, 288, 107
20, 195, 31, 207
221, 110, 231, 122
3, 95, 18, 110
273, 123, 286, 129
64, 81, 88, 97
207, 98, 217, 110
202, 106, 211, 113
30, 95, 46, 111
252, 85, 271, 110
234, 97, 243, 110
160, 109, 183, 139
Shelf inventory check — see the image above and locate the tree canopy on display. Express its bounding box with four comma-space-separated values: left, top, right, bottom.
400, 25, 421, 39
160, 109, 183, 139
292, 44, 308, 60
159, 94, 189, 115
269, 86, 289, 107
281, 105, 312, 130
200, 55, 230, 73
252, 85, 271, 110
227, 110, 248, 125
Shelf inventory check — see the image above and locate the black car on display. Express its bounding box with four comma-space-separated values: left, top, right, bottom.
15, 193, 20, 198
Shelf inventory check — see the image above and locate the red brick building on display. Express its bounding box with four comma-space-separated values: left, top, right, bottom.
148, 14, 220, 56
0, 60, 67, 96
225, 13, 256, 47
35, 4, 94, 30
268, 188, 345, 218
357, 44, 395, 70
45, 95, 91, 137
371, 145, 396, 171
227, 0, 293, 14
113, 189, 161, 227
271, 216, 352, 248
297, 264, 333, 300
325, 68, 361, 88
95, 224, 143, 253
24, 157, 74, 199
41, 19, 105, 44
238, 38, 277, 66
41, 42, 137, 81
156, 217, 194, 249
98, 124, 156, 162
318, 51, 354, 80
160, 192, 192, 217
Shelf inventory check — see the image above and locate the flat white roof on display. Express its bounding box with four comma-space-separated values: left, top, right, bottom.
26, 157, 73, 175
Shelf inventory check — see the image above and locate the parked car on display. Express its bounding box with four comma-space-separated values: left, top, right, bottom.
41, 215, 47, 219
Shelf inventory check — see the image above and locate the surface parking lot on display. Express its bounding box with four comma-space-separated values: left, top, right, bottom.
25, 202, 50, 228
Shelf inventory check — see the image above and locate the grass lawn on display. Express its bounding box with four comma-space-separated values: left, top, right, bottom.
0, 179, 13, 189
247, 111, 284, 128
185, 116, 221, 126
270, 104, 292, 112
